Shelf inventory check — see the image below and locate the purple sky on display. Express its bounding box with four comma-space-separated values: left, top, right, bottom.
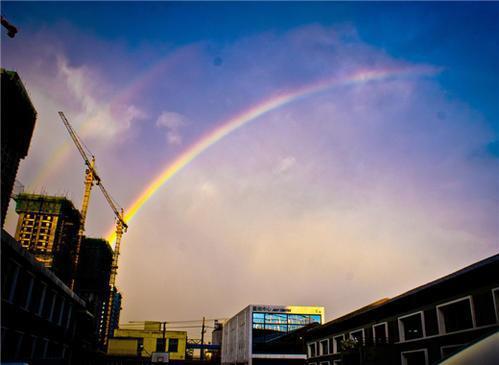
2, 2, 498, 331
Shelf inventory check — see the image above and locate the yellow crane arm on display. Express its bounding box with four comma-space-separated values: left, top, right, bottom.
58, 111, 128, 346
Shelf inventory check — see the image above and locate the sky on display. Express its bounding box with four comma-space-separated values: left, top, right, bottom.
2, 1, 498, 332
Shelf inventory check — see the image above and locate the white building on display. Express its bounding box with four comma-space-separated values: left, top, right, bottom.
222, 304, 324, 365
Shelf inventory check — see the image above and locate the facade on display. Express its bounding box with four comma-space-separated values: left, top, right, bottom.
1, 229, 95, 365
108, 288, 122, 342
1, 69, 37, 228
222, 305, 324, 365
14, 193, 81, 286
107, 321, 187, 361
305, 254, 499, 365
75, 237, 114, 349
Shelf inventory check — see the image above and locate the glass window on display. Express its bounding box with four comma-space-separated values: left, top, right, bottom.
437, 298, 474, 333
308, 342, 317, 358
373, 323, 387, 344
441, 345, 464, 358
333, 335, 344, 353
253, 312, 265, 323
320, 339, 329, 355
310, 315, 322, 324
168, 338, 178, 353
265, 324, 287, 332
156, 338, 166, 352
252, 323, 264, 330
350, 329, 364, 343
265, 313, 287, 324
399, 313, 424, 341
401, 350, 428, 365
289, 314, 309, 324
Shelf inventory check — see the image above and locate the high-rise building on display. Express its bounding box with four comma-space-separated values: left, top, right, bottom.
108, 288, 122, 339
1, 69, 37, 227
14, 193, 81, 286
75, 237, 114, 349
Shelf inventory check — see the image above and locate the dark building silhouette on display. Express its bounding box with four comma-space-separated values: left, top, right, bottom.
108, 287, 122, 339
75, 237, 114, 349
14, 193, 81, 287
1, 69, 37, 227
1, 229, 95, 365
305, 254, 499, 365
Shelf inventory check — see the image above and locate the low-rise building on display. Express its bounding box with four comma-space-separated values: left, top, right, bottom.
305, 254, 499, 365
107, 321, 187, 361
222, 304, 324, 365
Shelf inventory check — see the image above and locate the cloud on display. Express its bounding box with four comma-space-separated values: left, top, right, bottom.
156, 111, 187, 145
57, 56, 147, 140
274, 156, 296, 175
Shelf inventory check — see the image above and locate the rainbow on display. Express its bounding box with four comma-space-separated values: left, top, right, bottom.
106, 65, 437, 242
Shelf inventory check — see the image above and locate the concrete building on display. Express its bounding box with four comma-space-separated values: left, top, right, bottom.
1, 69, 37, 227
222, 305, 324, 365
1, 229, 95, 365
14, 193, 81, 286
305, 254, 499, 365
108, 288, 122, 343
107, 321, 187, 361
75, 237, 114, 349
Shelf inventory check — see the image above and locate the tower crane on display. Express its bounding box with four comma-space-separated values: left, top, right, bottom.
58, 111, 128, 344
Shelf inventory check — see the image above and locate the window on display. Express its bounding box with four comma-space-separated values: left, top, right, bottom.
328, 337, 334, 354
168, 338, 178, 353
156, 338, 166, 352
401, 349, 428, 365
308, 342, 317, 358
350, 329, 364, 344
1, 259, 20, 303
437, 297, 475, 334
333, 334, 344, 353
320, 339, 329, 355
372, 322, 388, 344
440, 344, 465, 359
398, 312, 425, 341
252, 312, 321, 334
493, 288, 499, 323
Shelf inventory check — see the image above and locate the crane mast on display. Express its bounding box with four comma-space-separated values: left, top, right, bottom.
58, 111, 128, 345
59, 111, 99, 289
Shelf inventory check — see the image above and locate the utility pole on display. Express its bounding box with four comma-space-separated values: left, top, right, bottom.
200, 317, 206, 360
162, 321, 167, 352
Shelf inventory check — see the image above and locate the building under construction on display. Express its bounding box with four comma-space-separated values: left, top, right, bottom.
76, 237, 115, 349
1, 69, 37, 227
14, 193, 81, 287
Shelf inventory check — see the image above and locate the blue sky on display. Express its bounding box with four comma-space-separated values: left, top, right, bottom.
4, 2, 498, 128
2, 2, 498, 324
